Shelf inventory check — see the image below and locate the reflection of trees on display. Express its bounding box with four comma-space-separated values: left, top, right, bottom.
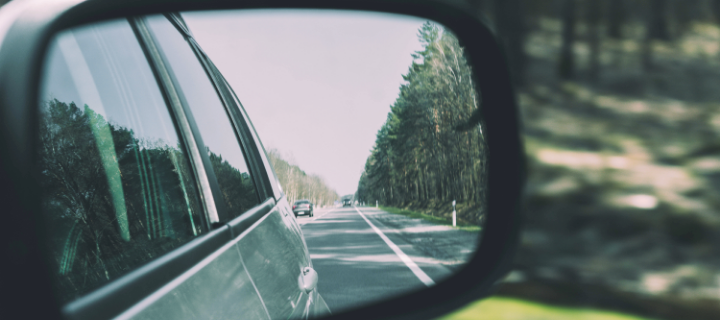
39, 99, 202, 303
208, 150, 259, 218
357, 24, 487, 224
266, 149, 338, 207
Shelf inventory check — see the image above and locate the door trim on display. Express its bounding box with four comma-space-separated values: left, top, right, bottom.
228, 197, 275, 238
62, 226, 232, 320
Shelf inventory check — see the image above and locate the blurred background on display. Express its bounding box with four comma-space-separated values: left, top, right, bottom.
443, 0, 720, 319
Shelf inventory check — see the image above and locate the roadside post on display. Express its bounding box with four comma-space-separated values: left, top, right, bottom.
376, 200, 378, 208
452, 200, 456, 227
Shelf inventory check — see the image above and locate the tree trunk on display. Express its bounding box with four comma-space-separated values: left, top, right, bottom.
607, 0, 624, 39
587, 0, 601, 82
642, 0, 668, 73
558, 0, 576, 80
713, 0, 720, 23
491, 0, 527, 87
648, 0, 670, 41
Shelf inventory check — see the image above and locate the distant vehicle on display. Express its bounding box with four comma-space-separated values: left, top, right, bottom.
293, 200, 314, 217
343, 199, 353, 207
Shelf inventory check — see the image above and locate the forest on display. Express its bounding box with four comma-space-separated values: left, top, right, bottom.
463, 0, 720, 319
266, 149, 339, 207
356, 22, 488, 225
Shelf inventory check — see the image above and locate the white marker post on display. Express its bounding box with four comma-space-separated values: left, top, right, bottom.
452, 200, 456, 227
376, 200, 378, 208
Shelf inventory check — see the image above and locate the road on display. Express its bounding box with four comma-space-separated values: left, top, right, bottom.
297, 206, 480, 313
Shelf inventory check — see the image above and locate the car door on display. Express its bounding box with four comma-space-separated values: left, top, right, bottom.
36, 17, 270, 320
141, 13, 329, 319
189, 18, 332, 320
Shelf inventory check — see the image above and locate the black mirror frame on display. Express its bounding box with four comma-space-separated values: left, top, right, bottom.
0, 0, 525, 319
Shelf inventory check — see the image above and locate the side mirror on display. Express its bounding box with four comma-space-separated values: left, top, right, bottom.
0, 0, 524, 319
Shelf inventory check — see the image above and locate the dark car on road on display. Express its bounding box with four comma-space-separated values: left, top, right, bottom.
293, 200, 314, 217
342, 199, 352, 207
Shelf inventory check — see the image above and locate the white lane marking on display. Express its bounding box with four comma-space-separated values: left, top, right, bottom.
354, 207, 435, 287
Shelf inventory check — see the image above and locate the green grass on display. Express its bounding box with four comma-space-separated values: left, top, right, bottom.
438, 297, 658, 320
379, 206, 481, 232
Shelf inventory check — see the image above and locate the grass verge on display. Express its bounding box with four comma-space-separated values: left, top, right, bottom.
379, 206, 481, 232
438, 297, 658, 320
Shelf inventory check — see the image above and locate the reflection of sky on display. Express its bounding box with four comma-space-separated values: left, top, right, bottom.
41, 19, 179, 149
183, 10, 426, 196
146, 15, 251, 175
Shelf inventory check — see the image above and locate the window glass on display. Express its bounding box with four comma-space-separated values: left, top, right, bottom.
38, 19, 205, 304
145, 15, 260, 219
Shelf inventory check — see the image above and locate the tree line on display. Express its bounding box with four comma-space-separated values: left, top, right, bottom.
266, 149, 339, 207
356, 23, 488, 223
469, 0, 720, 85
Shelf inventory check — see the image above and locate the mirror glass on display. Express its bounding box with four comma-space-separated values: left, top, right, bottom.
36, 9, 486, 314
182, 10, 487, 312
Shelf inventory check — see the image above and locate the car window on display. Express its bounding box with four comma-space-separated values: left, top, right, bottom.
38, 18, 205, 304
144, 15, 260, 220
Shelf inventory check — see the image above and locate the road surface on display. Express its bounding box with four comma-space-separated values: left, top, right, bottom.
297, 206, 480, 313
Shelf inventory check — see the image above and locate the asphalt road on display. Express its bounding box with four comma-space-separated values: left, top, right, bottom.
297, 206, 480, 313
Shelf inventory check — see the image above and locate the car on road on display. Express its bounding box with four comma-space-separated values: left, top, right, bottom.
293, 200, 314, 217
342, 199, 352, 207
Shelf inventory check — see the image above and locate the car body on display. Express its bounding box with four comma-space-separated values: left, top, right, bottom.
293, 200, 314, 217
342, 199, 352, 207
0, 5, 328, 319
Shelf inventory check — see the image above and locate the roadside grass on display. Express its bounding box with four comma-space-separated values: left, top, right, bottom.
379, 206, 481, 232
438, 297, 657, 320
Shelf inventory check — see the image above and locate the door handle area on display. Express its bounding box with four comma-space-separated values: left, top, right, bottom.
298, 267, 318, 294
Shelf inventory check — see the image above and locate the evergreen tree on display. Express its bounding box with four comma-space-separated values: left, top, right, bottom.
357, 23, 487, 223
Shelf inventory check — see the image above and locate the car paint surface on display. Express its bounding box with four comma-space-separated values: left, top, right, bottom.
123, 197, 320, 320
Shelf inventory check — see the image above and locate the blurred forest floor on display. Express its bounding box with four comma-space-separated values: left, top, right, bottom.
496, 17, 720, 320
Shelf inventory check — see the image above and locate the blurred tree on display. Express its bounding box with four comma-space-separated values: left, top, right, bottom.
468, 0, 527, 86
648, 0, 670, 40
672, 0, 702, 35
642, 0, 671, 72
713, 0, 720, 23
489, 0, 527, 87
558, 0, 577, 79
607, 0, 625, 39
587, 0, 601, 82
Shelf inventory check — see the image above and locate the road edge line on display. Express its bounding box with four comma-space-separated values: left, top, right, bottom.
354, 207, 435, 287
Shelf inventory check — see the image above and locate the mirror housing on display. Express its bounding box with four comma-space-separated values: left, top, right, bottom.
0, 0, 524, 319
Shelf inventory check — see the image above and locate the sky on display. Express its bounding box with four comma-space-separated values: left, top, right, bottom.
183, 10, 427, 196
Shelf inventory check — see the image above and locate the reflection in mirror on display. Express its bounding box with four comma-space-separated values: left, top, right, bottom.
38, 18, 206, 304
183, 10, 487, 313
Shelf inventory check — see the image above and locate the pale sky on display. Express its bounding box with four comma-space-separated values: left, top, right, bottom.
183, 10, 426, 196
